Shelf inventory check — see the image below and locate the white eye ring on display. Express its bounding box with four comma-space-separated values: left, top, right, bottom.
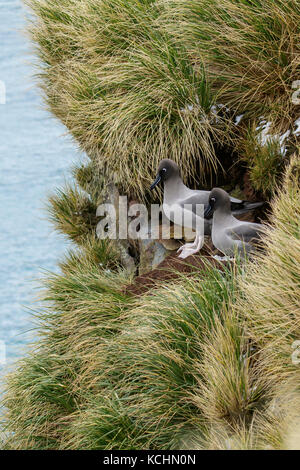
162, 168, 167, 172
211, 197, 216, 202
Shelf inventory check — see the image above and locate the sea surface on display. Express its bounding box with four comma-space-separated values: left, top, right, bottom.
0, 0, 82, 376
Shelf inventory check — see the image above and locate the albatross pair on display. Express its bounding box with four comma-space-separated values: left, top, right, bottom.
150, 159, 264, 259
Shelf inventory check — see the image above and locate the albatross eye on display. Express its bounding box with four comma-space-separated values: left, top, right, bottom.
160, 168, 167, 178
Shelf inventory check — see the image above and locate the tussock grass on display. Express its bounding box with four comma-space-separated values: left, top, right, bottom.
3, 0, 300, 451
239, 124, 287, 195
189, 157, 300, 448
47, 184, 97, 244
2, 258, 242, 449
3, 162, 300, 449
238, 154, 300, 390
3, 352, 79, 449
59, 234, 122, 274
73, 160, 106, 205
2, 245, 133, 449
26, 0, 224, 200
170, 0, 300, 128
2, 158, 300, 449
62, 261, 241, 449
25, 0, 299, 200
191, 309, 263, 427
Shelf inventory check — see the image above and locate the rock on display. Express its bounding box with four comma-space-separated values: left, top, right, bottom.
182, 227, 196, 242
159, 238, 181, 250
97, 183, 201, 275
97, 182, 136, 274
117, 243, 136, 274
139, 237, 169, 275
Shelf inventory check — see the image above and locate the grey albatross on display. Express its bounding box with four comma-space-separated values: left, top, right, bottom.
150, 159, 264, 258
204, 187, 265, 258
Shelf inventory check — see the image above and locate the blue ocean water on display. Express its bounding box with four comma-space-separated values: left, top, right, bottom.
0, 0, 82, 372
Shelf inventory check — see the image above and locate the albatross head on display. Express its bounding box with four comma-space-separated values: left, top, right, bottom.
204, 187, 231, 218
150, 159, 180, 190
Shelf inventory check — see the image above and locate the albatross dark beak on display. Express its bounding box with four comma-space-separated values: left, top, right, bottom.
150, 174, 161, 190
204, 204, 214, 219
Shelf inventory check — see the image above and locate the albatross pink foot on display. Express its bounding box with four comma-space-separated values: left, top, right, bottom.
177, 233, 204, 259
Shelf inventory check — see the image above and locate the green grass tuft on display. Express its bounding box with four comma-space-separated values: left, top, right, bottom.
47, 184, 98, 244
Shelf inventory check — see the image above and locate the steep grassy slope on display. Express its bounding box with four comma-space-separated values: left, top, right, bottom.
1, 0, 300, 449
2, 158, 300, 449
